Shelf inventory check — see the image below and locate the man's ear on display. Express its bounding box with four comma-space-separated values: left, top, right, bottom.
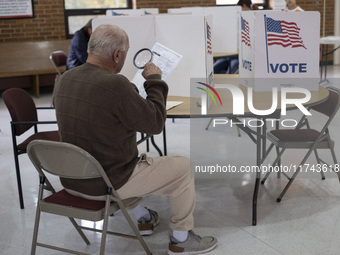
112, 49, 120, 64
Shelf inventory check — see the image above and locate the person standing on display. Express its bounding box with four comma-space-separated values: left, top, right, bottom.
237, 0, 259, 10
284, 0, 304, 11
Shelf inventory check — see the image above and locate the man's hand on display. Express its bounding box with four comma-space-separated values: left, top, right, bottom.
142, 62, 162, 79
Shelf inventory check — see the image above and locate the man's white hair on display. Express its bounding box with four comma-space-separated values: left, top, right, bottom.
88, 24, 129, 59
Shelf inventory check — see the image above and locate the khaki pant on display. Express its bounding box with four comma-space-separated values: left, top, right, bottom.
117, 154, 196, 231
66, 154, 196, 231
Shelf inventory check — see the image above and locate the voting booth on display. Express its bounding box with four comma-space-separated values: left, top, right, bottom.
92, 14, 213, 97
238, 11, 320, 91
168, 6, 241, 54
106, 8, 159, 16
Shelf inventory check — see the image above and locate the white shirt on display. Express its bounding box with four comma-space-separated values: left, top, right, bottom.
284, 6, 304, 12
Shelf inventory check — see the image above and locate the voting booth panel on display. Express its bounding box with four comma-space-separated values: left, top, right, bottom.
239, 11, 320, 91
106, 8, 159, 16
203, 6, 240, 54
93, 16, 155, 80
106, 9, 144, 16
155, 15, 214, 96
93, 15, 213, 97
168, 6, 241, 54
143, 8, 159, 15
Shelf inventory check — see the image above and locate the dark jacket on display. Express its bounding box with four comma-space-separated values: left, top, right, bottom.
66, 28, 90, 70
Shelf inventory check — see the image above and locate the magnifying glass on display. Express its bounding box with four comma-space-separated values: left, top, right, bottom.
133, 48, 153, 69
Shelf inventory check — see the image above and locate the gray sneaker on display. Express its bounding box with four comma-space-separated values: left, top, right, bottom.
168, 230, 217, 255
137, 208, 160, 236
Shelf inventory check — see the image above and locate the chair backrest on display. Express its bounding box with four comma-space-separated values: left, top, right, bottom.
310, 87, 340, 118
2, 88, 38, 136
27, 140, 113, 188
49, 51, 67, 76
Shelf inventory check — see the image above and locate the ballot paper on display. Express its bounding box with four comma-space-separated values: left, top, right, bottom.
131, 42, 182, 98
166, 101, 183, 111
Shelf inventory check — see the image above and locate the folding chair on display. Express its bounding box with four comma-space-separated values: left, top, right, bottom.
49, 51, 67, 76
261, 86, 340, 202
2, 88, 59, 209
49, 51, 67, 106
27, 140, 152, 255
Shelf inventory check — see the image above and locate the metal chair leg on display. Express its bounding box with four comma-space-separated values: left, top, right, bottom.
68, 218, 90, 245
14, 151, 24, 209
313, 149, 325, 180
205, 118, 213, 130
31, 183, 45, 255
261, 148, 286, 185
276, 167, 300, 202
11, 124, 24, 209
276, 146, 317, 202
329, 147, 340, 182
99, 197, 111, 255
119, 204, 152, 255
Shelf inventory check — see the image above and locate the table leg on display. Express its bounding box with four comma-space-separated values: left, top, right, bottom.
252, 124, 262, 226
163, 126, 167, 156
324, 45, 328, 82
150, 135, 163, 156
262, 120, 267, 160
320, 45, 324, 83
138, 133, 163, 156
31, 74, 40, 97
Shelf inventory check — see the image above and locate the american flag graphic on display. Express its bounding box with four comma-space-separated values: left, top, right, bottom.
266, 17, 306, 49
241, 16, 251, 47
206, 22, 212, 55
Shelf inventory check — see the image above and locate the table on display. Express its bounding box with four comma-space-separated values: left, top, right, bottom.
0, 40, 71, 97
167, 80, 329, 225
319, 36, 340, 84
213, 52, 238, 60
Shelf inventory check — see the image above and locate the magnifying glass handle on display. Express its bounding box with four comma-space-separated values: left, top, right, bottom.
142, 62, 162, 77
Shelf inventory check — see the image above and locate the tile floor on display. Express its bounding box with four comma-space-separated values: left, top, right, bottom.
0, 65, 340, 255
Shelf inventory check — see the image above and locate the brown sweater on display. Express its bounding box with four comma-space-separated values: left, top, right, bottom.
53, 63, 168, 195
